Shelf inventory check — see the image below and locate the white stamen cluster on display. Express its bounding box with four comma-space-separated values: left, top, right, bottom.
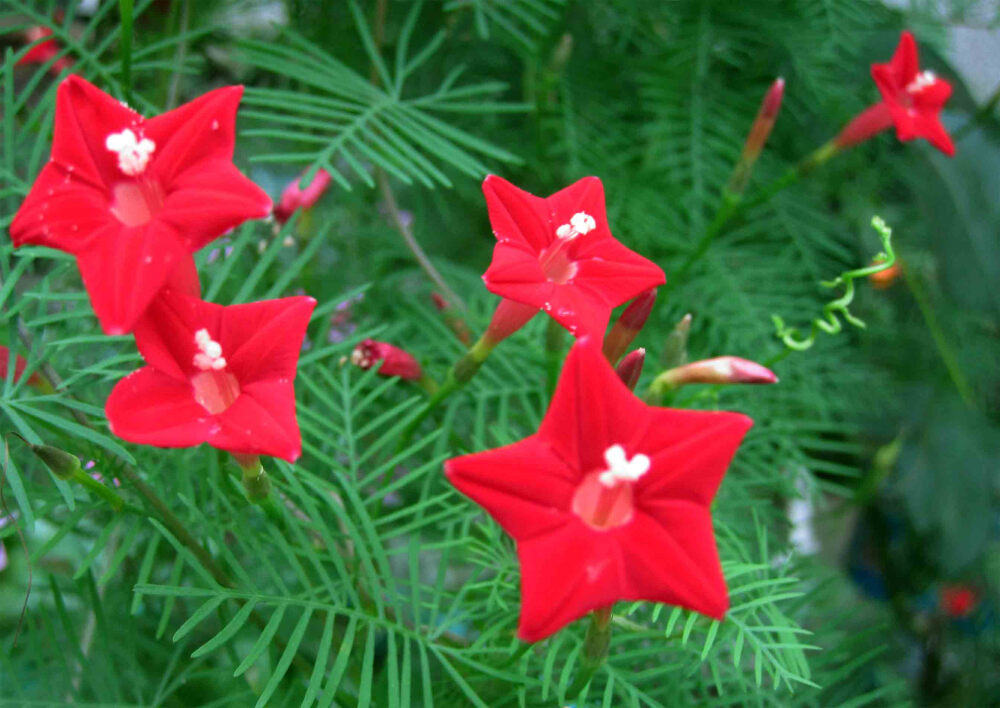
905, 70, 936, 94
193, 329, 227, 371
105, 128, 155, 176
350, 346, 373, 368
555, 211, 597, 240
598, 444, 650, 487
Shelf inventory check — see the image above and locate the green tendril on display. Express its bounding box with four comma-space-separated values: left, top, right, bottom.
772, 216, 895, 352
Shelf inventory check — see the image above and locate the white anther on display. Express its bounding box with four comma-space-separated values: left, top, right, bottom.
570, 212, 596, 234
598, 444, 650, 487
555, 211, 597, 240
105, 128, 155, 176
906, 70, 936, 94
350, 348, 371, 368
192, 329, 227, 371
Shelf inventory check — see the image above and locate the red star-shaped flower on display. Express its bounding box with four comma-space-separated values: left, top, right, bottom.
482, 176, 665, 340
871, 31, 954, 156
106, 288, 315, 462
9, 76, 272, 334
445, 337, 752, 641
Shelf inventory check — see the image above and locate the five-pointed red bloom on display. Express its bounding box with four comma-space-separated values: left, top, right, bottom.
482, 176, 665, 340
445, 337, 752, 641
10, 76, 272, 334
106, 288, 315, 462
839, 32, 954, 155
872, 31, 954, 155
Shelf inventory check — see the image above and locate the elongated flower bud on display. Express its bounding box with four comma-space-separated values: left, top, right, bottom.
273, 168, 332, 224
660, 313, 691, 369
351, 339, 423, 381
484, 298, 538, 346
728, 78, 785, 195
614, 348, 645, 391
652, 356, 777, 393
30, 443, 82, 480
603, 289, 657, 364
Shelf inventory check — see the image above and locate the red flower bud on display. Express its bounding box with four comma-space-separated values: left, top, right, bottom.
602, 288, 657, 364
0, 345, 45, 389
274, 168, 332, 224
940, 585, 978, 617
653, 356, 777, 393
18, 26, 74, 76
484, 298, 538, 346
351, 339, 422, 381
727, 79, 784, 195
614, 348, 645, 391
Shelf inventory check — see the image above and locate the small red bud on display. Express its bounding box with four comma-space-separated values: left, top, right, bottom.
603, 288, 657, 364
0, 345, 45, 389
614, 348, 645, 391
350, 339, 422, 381
728, 78, 785, 195
274, 168, 333, 224
484, 298, 538, 346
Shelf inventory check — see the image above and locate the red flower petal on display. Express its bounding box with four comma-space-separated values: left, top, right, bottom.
445, 436, 578, 543
9, 163, 112, 253
159, 163, 272, 251
212, 380, 302, 462
106, 367, 216, 447
222, 297, 316, 383
482, 175, 553, 253
76, 221, 189, 335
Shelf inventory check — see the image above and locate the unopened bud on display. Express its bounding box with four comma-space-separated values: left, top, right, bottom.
30, 443, 82, 480
660, 313, 692, 368
653, 356, 777, 393
603, 289, 657, 364
614, 349, 645, 391
350, 339, 423, 381
484, 298, 538, 346
728, 78, 785, 195
0, 345, 47, 390
273, 168, 332, 224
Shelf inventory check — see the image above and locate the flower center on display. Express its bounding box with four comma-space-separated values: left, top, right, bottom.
109, 179, 165, 227
190, 329, 240, 414
905, 70, 936, 95
537, 211, 596, 285
105, 128, 156, 176
571, 444, 650, 530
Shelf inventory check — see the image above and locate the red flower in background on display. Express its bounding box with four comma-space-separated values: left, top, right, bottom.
445, 338, 752, 641
837, 32, 954, 155
17, 26, 74, 75
940, 585, 978, 618
273, 168, 332, 224
106, 288, 315, 462
872, 31, 954, 155
10, 76, 272, 334
0, 346, 44, 389
482, 176, 665, 340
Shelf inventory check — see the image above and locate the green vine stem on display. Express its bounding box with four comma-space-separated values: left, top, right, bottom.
118, 0, 135, 105
769, 215, 896, 360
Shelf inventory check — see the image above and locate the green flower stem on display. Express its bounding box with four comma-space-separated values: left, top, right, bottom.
666, 140, 840, 294
118, 0, 134, 105
545, 317, 565, 395
70, 469, 125, 512
396, 334, 496, 451
236, 456, 286, 527
566, 606, 614, 698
